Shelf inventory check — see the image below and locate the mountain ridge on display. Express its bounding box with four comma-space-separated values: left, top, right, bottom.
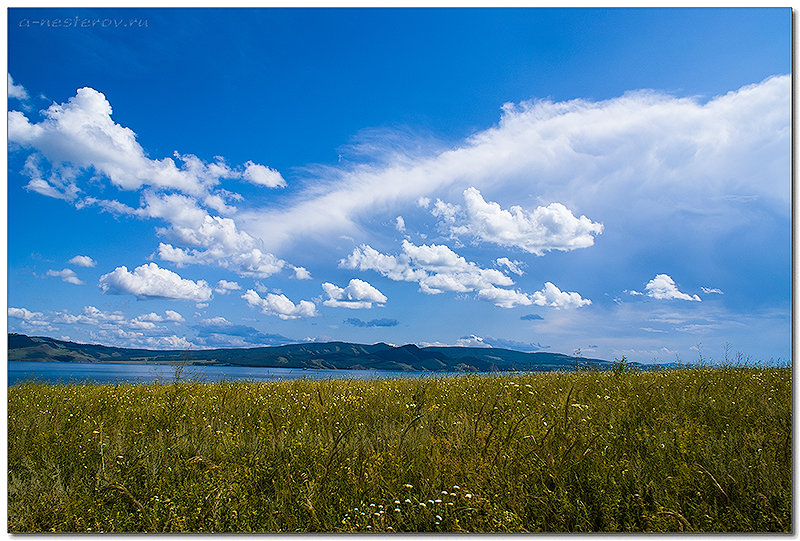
8, 333, 616, 372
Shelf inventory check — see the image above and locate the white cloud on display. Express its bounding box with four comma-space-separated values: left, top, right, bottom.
456, 334, 491, 348
496, 257, 524, 276
54, 305, 126, 327
340, 239, 588, 309
8, 74, 28, 100
144, 335, 195, 350
242, 161, 287, 188
7, 85, 285, 205
164, 310, 185, 322
46, 268, 83, 285
8, 87, 230, 195
128, 318, 158, 330
201, 315, 232, 326
241, 289, 317, 320
644, 274, 701, 302
136, 312, 165, 322
157, 230, 286, 278
68, 255, 96, 267
322, 278, 387, 309
476, 283, 590, 309
290, 266, 312, 280
20, 155, 79, 201
239, 75, 788, 252
341, 240, 513, 295
203, 193, 237, 215
138, 191, 287, 278
24, 178, 74, 200
79, 196, 138, 216
215, 279, 242, 294
99, 262, 212, 301
7, 86, 296, 280
701, 287, 724, 295
476, 286, 535, 308
438, 187, 603, 255
340, 243, 425, 283
8, 307, 43, 321
90, 326, 197, 350
44, 306, 187, 340
140, 191, 208, 226
530, 282, 592, 308
395, 215, 406, 232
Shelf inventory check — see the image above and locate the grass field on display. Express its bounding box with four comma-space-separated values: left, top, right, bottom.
7, 366, 791, 532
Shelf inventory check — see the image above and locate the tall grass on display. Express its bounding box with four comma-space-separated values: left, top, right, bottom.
8, 367, 791, 532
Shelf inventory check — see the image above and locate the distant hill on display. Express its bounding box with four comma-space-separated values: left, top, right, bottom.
8, 333, 616, 372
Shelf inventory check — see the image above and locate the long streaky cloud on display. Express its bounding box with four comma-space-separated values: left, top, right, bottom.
240, 75, 789, 252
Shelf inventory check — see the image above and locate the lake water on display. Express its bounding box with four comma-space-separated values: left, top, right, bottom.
8, 361, 467, 386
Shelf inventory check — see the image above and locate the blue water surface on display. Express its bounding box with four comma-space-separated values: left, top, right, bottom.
8, 361, 465, 386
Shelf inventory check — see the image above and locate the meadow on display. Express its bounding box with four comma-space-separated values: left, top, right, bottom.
7, 365, 791, 532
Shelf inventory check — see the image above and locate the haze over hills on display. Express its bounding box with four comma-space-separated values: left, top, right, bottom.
8, 333, 617, 373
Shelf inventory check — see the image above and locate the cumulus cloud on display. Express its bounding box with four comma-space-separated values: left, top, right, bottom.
214, 279, 241, 294
46, 268, 83, 285
395, 215, 406, 232
8, 307, 43, 321
68, 255, 96, 267
451, 334, 549, 351
341, 240, 513, 295
158, 236, 286, 278
8, 85, 297, 280
241, 289, 317, 320
93, 328, 196, 350
131, 310, 184, 322
496, 257, 524, 276
290, 266, 312, 280
135, 312, 166, 322
242, 161, 286, 188
7, 87, 285, 198
52, 306, 126, 329
9, 304, 190, 349
476, 286, 537, 308
98, 262, 212, 301
341, 239, 589, 309
9, 88, 221, 195
531, 282, 592, 308
91, 308, 182, 338
145, 335, 195, 349
435, 188, 603, 255
473, 282, 591, 309
322, 278, 388, 309
644, 274, 701, 302
344, 317, 399, 328
139, 191, 287, 278
456, 334, 491, 348
8, 74, 28, 100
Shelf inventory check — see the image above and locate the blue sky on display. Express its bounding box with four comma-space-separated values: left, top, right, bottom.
6, 8, 791, 363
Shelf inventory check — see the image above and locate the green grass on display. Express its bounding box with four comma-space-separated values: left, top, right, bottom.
8, 366, 791, 532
